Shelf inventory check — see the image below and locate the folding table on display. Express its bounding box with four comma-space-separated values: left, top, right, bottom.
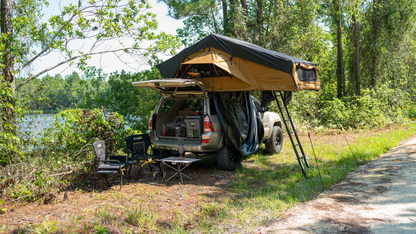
158, 157, 201, 183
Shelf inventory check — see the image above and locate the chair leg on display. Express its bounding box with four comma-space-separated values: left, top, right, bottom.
127, 164, 132, 183
105, 175, 111, 186
136, 166, 143, 180
120, 171, 123, 190
157, 163, 163, 177
148, 163, 153, 174
97, 173, 100, 190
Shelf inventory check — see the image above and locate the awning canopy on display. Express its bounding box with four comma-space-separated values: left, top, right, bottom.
156, 34, 320, 92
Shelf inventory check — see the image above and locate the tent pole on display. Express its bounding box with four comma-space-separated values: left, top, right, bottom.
273, 91, 310, 178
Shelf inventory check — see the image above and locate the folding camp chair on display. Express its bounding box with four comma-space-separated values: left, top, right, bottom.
125, 134, 164, 180
93, 140, 132, 190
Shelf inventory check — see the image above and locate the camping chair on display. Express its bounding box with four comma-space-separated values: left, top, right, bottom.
93, 140, 132, 190
125, 134, 164, 180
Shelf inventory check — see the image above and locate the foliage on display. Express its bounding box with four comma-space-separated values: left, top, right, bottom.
105, 69, 160, 133
41, 108, 128, 153
284, 86, 411, 130
0, 81, 25, 165
0, 108, 135, 201
3, 0, 181, 91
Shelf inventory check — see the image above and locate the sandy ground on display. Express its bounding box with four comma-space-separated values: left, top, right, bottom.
257, 134, 416, 234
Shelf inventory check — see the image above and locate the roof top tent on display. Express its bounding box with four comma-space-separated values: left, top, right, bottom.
156, 33, 320, 92
155, 34, 320, 178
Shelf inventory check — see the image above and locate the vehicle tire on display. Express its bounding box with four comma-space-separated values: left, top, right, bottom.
217, 145, 242, 171
265, 126, 283, 154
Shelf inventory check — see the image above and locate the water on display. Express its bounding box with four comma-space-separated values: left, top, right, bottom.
18, 113, 62, 139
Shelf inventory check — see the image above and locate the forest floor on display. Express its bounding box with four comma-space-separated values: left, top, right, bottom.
1, 128, 415, 233
257, 134, 416, 233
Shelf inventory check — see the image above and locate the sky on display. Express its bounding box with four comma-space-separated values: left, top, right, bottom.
32, 0, 184, 78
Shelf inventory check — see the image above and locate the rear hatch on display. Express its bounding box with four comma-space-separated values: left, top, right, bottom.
133, 78, 206, 97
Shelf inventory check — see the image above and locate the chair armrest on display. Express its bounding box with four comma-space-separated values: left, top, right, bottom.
100, 160, 121, 169
109, 155, 128, 163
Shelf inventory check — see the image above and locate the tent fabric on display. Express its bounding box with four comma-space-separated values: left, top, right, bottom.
212, 92, 264, 156
156, 34, 320, 92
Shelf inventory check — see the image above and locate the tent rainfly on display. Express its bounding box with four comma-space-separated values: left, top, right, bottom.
156, 34, 320, 92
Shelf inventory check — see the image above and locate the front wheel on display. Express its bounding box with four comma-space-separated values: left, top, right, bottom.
217, 145, 242, 171
265, 126, 283, 154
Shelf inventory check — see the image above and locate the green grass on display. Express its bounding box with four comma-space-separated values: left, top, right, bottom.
183, 124, 416, 233
10, 124, 416, 233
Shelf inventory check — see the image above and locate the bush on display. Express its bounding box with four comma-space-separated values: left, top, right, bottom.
0, 108, 137, 201
281, 86, 412, 130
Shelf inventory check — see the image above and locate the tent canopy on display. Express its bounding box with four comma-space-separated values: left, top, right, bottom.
156, 34, 320, 92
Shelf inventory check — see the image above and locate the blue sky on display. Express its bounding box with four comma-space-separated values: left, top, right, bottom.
32, 0, 184, 78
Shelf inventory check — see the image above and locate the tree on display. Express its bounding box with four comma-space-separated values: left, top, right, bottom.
334, 0, 345, 98
351, 2, 361, 96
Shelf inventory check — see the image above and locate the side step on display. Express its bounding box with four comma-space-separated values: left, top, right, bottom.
273, 91, 310, 178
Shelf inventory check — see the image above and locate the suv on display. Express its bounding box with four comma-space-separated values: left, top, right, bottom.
133, 79, 283, 171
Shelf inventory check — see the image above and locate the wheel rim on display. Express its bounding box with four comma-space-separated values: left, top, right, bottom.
229, 149, 241, 163
275, 132, 282, 147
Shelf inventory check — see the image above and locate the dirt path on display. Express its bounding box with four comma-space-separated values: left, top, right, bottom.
258, 134, 416, 233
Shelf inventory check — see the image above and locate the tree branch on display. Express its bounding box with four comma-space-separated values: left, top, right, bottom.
16, 47, 140, 91
17, 12, 78, 73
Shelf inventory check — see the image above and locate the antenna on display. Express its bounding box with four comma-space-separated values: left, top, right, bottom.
308, 132, 324, 191
341, 128, 359, 165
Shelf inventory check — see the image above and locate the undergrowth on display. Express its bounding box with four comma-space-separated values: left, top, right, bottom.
0, 108, 137, 202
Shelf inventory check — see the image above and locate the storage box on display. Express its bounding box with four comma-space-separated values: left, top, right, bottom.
185, 116, 202, 138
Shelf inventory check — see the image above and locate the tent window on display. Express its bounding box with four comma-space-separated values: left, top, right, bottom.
182, 64, 231, 78
297, 67, 317, 82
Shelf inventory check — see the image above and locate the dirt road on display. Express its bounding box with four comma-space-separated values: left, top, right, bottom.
258, 134, 416, 234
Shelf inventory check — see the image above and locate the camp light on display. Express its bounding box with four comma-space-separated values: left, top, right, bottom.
203, 115, 214, 132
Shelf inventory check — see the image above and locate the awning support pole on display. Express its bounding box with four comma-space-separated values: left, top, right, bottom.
273, 91, 310, 178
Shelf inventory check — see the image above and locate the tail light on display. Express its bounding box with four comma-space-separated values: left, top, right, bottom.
203, 115, 215, 132
148, 115, 154, 131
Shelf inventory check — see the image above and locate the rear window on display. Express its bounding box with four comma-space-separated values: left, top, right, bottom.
159, 99, 203, 113
160, 100, 177, 113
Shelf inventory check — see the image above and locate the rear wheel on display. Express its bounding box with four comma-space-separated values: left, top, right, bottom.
217, 145, 242, 171
265, 126, 283, 154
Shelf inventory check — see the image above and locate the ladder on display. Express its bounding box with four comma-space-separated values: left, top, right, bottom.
273, 91, 310, 178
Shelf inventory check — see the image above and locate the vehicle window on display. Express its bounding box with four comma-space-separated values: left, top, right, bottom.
185, 99, 200, 109
160, 99, 177, 113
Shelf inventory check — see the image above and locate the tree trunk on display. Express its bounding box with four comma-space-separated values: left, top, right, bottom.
222, 0, 228, 34
255, 0, 264, 44
353, 14, 361, 96
371, 0, 378, 89
1, 0, 14, 89
1, 0, 15, 131
240, 0, 247, 13
211, 9, 219, 34
335, 0, 345, 98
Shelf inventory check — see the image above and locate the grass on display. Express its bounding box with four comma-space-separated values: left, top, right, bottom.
3, 124, 416, 233
184, 124, 416, 233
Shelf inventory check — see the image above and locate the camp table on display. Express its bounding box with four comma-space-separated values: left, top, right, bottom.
158, 157, 200, 183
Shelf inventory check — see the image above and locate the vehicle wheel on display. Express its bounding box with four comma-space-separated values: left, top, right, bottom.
265, 126, 283, 154
217, 145, 242, 171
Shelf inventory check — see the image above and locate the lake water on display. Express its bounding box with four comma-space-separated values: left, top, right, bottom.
18, 114, 63, 139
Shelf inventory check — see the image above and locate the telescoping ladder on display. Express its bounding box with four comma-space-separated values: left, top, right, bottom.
273, 91, 310, 178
